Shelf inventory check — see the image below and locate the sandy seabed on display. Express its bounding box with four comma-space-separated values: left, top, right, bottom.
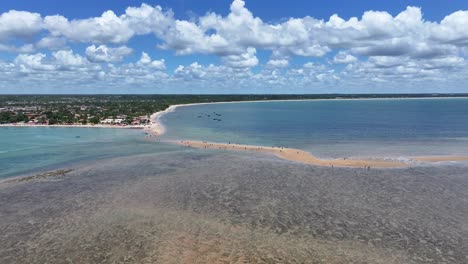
1, 145, 467, 263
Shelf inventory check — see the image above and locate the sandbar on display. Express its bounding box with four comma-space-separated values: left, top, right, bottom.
172, 140, 468, 168
173, 140, 408, 168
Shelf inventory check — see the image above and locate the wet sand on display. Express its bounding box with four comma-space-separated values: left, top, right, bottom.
1, 148, 467, 263
175, 140, 468, 168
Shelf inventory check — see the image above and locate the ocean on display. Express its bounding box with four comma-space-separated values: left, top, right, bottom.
161, 98, 468, 159
3, 98, 468, 179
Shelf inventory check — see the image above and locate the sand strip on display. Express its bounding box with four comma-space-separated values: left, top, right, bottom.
171, 140, 468, 168
172, 140, 408, 168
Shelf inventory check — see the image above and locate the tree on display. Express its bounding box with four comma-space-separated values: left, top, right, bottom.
48, 117, 58, 125
89, 116, 100, 124
125, 116, 133, 125
0, 112, 12, 123
14, 112, 29, 123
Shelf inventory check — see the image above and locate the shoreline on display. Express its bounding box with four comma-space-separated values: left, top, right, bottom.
173, 140, 468, 168
148, 104, 180, 135
0, 123, 145, 129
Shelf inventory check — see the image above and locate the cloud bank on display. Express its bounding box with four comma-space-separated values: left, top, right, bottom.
0, 0, 467, 93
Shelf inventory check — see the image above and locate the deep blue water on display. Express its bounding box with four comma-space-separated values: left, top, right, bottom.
0, 127, 175, 179
161, 98, 468, 158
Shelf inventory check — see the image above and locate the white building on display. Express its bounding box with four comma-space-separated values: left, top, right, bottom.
101, 118, 123, 124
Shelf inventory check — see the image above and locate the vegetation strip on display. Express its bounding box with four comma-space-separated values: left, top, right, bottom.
10, 169, 74, 183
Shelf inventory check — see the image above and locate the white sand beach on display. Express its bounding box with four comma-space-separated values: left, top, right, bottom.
0, 123, 145, 129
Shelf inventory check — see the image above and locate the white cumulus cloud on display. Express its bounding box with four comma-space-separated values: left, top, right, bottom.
1, 1, 468, 92
137, 52, 166, 70
85, 45, 132, 62
333, 52, 357, 64
266, 59, 289, 68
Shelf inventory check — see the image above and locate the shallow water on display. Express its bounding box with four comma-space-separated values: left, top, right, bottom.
1, 150, 467, 263
0, 127, 175, 179
161, 98, 468, 158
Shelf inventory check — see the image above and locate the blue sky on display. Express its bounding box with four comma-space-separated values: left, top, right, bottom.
3, 0, 464, 21
0, 0, 468, 93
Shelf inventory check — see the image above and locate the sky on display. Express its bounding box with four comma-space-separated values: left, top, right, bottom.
0, 0, 468, 94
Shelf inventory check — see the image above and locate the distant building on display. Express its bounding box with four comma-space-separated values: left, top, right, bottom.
25, 113, 40, 119
101, 118, 123, 124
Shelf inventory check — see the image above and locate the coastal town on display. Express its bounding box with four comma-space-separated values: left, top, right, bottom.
0, 95, 162, 126
0, 105, 152, 127
0, 107, 150, 126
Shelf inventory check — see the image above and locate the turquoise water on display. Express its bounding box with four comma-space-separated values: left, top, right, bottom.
0, 127, 174, 179
161, 98, 468, 158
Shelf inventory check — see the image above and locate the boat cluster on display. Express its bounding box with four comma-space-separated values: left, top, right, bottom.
197, 111, 223, 121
